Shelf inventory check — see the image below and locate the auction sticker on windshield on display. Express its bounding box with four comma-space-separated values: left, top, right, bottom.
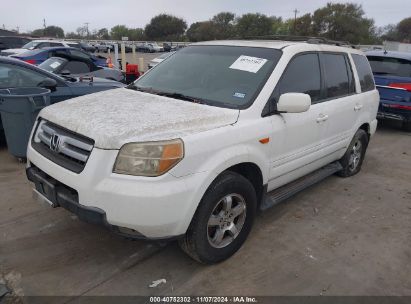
229, 55, 267, 73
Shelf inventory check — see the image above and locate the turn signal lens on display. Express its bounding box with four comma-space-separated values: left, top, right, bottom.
113, 139, 184, 176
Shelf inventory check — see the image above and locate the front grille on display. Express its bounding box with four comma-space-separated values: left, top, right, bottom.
32, 120, 94, 173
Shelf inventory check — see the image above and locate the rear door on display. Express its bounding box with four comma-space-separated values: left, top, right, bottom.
315, 52, 358, 158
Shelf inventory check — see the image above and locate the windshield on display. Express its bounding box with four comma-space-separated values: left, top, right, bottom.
131, 45, 282, 109
39, 58, 66, 73
367, 56, 411, 78
22, 41, 41, 49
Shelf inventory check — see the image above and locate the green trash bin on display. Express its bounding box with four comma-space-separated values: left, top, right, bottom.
0, 87, 51, 158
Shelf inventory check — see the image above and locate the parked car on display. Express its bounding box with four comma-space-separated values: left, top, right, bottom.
94, 42, 112, 53
147, 51, 175, 69
163, 42, 172, 52
11, 47, 108, 67
138, 42, 162, 53
366, 50, 411, 131
0, 56, 125, 139
0, 36, 31, 52
0, 40, 73, 56
79, 42, 96, 53
39, 56, 125, 82
26, 40, 378, 264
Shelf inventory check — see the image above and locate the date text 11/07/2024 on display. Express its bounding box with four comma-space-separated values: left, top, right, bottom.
149, 296, 258, 303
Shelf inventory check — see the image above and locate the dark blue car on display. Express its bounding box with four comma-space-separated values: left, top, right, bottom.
366, 50, 411, 131
11, 47, 108, 67
0, 56, 125, 141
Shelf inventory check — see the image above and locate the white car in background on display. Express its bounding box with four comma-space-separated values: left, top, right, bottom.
27, 39, 378, 264
0, 40, 74, 56
148, 51, 175, 69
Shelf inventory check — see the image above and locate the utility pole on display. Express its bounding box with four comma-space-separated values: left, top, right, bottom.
293, 9, 299, 35
84, 22, 90, 38
43, 18, 46, 29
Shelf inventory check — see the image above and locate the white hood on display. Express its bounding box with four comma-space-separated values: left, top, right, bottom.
2, 48, 27, 55
39, 88, 239, 149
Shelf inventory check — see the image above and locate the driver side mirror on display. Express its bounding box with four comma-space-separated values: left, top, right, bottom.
277, 93, 311, 113
38, 78, 58, 92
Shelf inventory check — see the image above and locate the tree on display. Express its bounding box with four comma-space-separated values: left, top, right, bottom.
128, 28, 145, 41
31, 29, 44, 37
397, 17, 411, 42
187, 21, 219, 42
97, 28, 110, 40
76, 26, 88, 38
236, 13, 273, 38
311, 3, 376, 44
211, 12, 236, 39
294, 13, 314, 36
31, 25, 64, 38
110, 25, 129, 40
145, 14, 187, 40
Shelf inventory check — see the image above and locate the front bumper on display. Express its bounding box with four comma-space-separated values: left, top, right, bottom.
27, 144, 209, 239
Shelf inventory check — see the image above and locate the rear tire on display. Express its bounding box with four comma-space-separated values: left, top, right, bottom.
179, 171, 257, 264
337, 129, 369, 177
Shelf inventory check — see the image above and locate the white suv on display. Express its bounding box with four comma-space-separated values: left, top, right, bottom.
26, 40, 379, 263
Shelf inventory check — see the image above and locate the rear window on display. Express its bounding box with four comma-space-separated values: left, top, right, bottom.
353, 54, 375, 92
367, 55, 411, 78
323, 53, 352, 99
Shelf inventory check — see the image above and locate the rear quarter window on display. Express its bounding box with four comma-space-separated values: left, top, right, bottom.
352, 54, 375, 92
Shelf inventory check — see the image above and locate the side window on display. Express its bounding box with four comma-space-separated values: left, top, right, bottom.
352, 54, 375, 92
278, 53, 322, 103
64, 61, 90, 74
49, 42, 63, 47
0, 63, 47, 88
322, 53, 351, 99
69, 50, 90, 60
36, 42, 50, 48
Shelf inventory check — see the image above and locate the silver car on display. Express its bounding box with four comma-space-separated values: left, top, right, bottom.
148, 51, 175, 69
39, 57, 124, 82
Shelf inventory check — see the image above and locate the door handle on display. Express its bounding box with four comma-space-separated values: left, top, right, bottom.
316, 114, 329, 123
354, 104, 363, 111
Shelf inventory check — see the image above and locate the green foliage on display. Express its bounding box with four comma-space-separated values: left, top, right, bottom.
110, 25, 129, 40
97, 28, 110, 40
31, 26, 64, 38
211, 12, 236, 39
397, 17, 411, 41
145, 14, 187, 40
186, 22, 218, 42
311, 3, 375, 44
236, 13, 273, 38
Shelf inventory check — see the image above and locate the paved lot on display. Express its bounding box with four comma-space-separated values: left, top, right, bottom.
97, 51, 160, 72
0, 121, 411, 300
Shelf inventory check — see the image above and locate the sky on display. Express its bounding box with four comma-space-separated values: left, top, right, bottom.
1, 0, 410, 34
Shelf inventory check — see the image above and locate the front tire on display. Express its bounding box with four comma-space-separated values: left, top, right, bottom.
337, 129, 369, 177
179, 171, 257, 264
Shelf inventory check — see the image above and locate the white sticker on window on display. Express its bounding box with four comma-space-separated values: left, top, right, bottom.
50, 61, 61, 69
229, 55, 267, 73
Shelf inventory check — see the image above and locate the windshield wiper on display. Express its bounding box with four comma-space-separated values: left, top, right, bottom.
127, 85, 205, 104
155, 91, 205, 104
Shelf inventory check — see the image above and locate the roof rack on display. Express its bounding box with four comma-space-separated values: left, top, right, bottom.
240, 35, 356, 48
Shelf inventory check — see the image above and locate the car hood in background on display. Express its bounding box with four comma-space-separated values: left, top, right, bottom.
39, 88, 239, 149
0, 48, 27, 56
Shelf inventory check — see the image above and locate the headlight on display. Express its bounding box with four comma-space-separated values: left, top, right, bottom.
113, 139, 184, 176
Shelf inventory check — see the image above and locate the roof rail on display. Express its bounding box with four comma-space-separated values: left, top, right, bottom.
239, 35, 356, 48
